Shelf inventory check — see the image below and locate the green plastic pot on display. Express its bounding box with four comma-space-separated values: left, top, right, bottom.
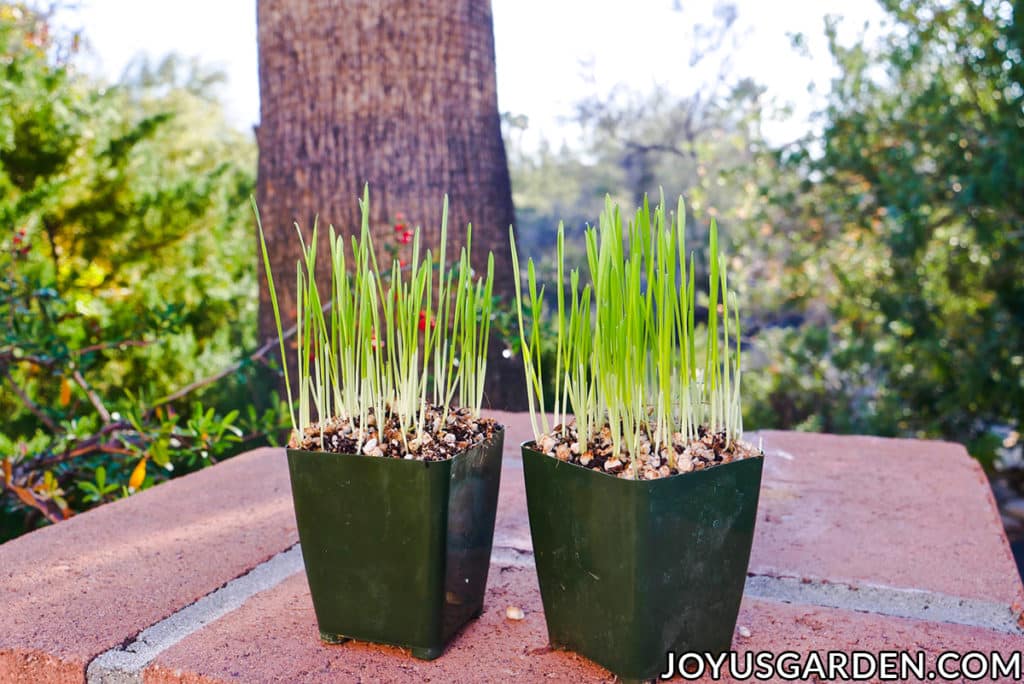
287, 427, 504, 660
522, 444, 763, 681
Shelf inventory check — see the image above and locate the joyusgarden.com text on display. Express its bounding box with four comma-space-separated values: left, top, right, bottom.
660, 650, 1022, 681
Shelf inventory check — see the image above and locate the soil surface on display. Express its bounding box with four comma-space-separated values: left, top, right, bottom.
288, 405, 500, 461
526, 423, 761, 480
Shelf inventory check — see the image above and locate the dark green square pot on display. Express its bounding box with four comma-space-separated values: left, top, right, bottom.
286, 427, 504, 660
522, 444, 763, 681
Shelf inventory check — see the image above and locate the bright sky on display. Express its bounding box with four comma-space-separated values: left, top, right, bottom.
58, 0, 887, 147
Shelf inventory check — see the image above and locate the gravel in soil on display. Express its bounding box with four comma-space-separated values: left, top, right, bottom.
527, 423, 761, 480
288, 404, 500, 461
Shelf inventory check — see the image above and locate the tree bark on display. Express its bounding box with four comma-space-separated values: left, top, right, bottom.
256, 0, 525, 410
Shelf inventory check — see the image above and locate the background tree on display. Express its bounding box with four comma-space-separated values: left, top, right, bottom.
256, 0, 525, 409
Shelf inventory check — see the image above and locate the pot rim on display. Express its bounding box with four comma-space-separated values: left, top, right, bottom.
520, 439, 763, 486
284, 425, 505, 465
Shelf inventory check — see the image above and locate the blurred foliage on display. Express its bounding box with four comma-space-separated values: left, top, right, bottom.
0, 3, 288, 541
3, 0, 1021, 548
759, 0, 1024, 466
505, 0, 1023, 467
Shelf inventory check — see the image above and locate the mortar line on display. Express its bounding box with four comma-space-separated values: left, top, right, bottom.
744, 573, 1024, 635
487, 549, 1023, 635
490, 544, 535, 567
83, 541, 1022, 684
86, 544, 304, 684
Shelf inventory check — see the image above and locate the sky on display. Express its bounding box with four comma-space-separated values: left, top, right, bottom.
57, 0, 888, 148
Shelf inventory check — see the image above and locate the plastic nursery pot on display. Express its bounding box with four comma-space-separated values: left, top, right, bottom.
522, 443, 763, 682
287, 426, 504, 661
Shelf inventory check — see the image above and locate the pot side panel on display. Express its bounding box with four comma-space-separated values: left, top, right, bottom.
441, 431, 505, 641
287, 451, 449, 649
523, 447, 763, 680
286, 427, 506, 657
637, 457, 763, 670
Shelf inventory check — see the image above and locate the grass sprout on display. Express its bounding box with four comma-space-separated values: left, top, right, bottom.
511, 193, 744, 476
255, 188, 495, 451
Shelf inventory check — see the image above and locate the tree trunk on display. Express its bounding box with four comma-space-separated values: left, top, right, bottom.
256, 0, 525, 410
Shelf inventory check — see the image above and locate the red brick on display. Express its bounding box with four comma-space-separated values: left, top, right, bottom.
0, 447, 296, 680
727, 597, 1023, 683
752, 431, 1023, 610
0, 650, 81, 684
6, 416, 1022, 683
486, 411, 532, 553
145, 571, 1023, 684
145, 567, 613, 684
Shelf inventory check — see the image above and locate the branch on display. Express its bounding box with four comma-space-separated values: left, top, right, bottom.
3, 370, 59, 432
2, 483, 66, 524
0, 351, 58, 368
43, 216, 60, 275
73, 339, 153, 356
3, 297, 316, 487
72, 369, 111, 424
16, 421, 133, 473
152, 307, 311, 407
623, 139, 697, 161
153, 336, 278, 407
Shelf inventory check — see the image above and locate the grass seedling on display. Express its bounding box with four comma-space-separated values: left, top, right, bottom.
511, 193, 749, 478
255, 188, 497, 458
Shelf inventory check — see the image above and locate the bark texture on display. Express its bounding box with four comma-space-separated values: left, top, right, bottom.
256, 0, 525, 409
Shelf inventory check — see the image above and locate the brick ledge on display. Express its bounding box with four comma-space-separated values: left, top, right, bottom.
0, 413, 1020, 683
